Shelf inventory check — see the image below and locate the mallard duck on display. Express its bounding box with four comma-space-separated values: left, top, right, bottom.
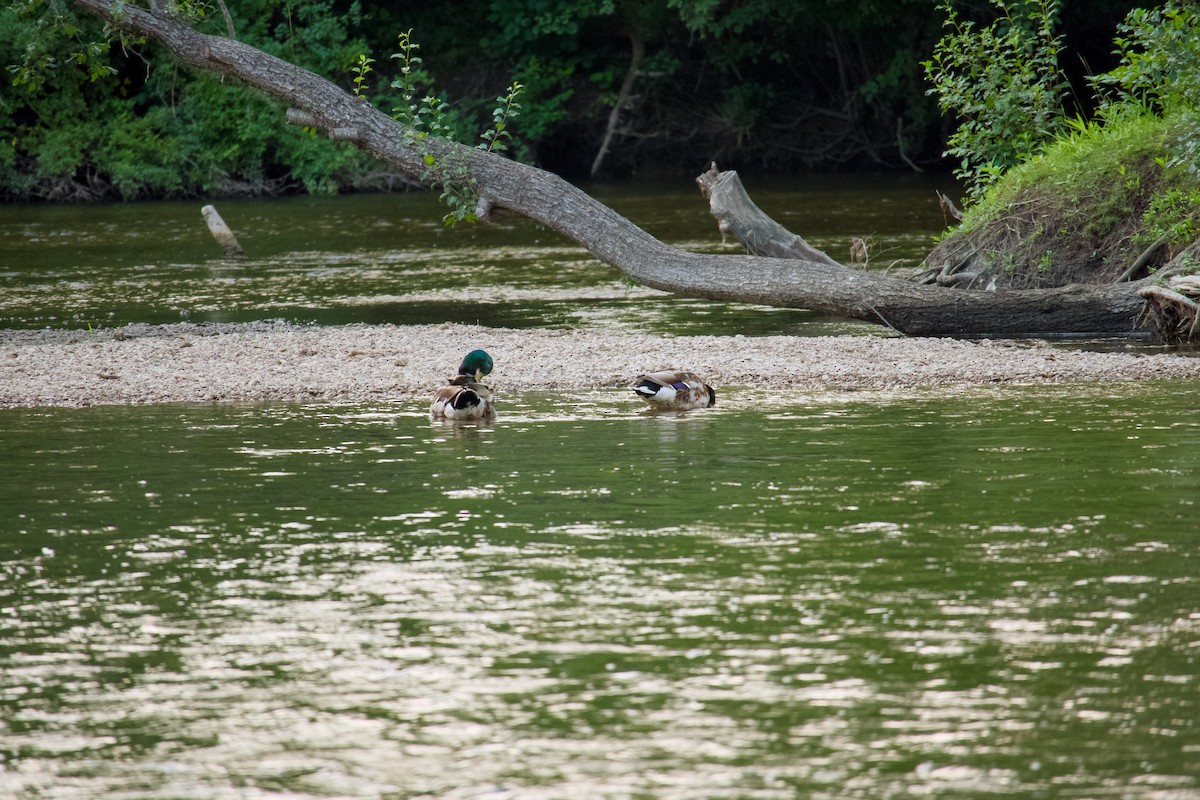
632, 370, 716, 411
430, 349, 496, 420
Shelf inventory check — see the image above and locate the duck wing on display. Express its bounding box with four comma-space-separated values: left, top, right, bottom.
430, 380, 496, 419
633, 370, 716, 409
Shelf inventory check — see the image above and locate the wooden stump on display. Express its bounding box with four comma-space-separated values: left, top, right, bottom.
201, 205, 246, 258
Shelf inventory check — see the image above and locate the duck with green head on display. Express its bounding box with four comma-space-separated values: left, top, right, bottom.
430, 349, 496, 420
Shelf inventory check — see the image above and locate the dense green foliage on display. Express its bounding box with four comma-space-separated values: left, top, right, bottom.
2, 0, 387, 200
927, 1, 1200, 286
1094, 2, 1200, 181
926, 0, 1200, 203
923, 0, 1069, 200
0, 0, 1149, 201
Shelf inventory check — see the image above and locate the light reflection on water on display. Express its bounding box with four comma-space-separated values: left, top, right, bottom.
1, 383, 1198, 798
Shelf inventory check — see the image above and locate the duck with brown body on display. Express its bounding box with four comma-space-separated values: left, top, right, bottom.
632, 370, 716, 411
430, 350, 496, 420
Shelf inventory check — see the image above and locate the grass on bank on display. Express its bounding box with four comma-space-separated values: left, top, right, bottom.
927, 108, 1200, 288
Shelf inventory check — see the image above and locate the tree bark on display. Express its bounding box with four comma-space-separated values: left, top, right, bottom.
695, 164, 841, 266
72, 0, 1160, 340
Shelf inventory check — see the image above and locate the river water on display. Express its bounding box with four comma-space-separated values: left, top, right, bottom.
1, 177, 1198, 798
0, 174, 950, 336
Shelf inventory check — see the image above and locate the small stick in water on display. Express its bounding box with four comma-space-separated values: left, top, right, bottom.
201, 205, 246, 258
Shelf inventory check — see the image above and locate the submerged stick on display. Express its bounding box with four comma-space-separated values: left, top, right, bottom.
201, 205, 246, 258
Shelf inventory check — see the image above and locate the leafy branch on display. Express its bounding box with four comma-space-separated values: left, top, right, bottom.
351, 30, 524, 225
350, 54, 374, 99
1091, 1, 1200, 180
480, 81, 524, 154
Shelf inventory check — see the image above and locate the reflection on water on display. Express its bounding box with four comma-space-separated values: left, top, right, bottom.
2, 384, 1198, 798
0, 176, 952, 335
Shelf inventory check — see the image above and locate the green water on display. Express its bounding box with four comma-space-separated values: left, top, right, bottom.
3, 178, 1198, 796
2, 385, 1198, 798
0, 175, 952, 336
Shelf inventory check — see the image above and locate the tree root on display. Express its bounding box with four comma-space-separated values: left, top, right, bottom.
1138, 278, 1200, 342
916, 249, 986, 287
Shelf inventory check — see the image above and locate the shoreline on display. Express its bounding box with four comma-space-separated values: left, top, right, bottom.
2, 321, 1198, 409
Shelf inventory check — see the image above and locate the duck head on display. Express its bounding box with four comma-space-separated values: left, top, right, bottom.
458, 349, 494, 382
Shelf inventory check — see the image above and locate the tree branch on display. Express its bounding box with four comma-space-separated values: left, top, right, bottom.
215, 0, 236, 39
591, 32, 644, 177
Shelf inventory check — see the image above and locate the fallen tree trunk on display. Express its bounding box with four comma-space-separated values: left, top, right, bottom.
695, 165, 1161, 338
71, 0, 1160, 339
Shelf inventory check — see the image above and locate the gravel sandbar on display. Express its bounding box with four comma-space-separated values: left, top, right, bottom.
1, 321, 1197, 408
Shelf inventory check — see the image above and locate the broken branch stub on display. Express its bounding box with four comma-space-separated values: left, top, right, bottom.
695, 164, 841, 266
201, 205, 246, 258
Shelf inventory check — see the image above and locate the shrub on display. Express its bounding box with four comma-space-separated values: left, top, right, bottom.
923, 0, 1069, 201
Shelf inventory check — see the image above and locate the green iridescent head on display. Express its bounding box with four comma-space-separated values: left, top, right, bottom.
458, 349, 494, 381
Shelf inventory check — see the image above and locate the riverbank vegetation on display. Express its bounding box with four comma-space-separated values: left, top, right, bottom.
3, 0, 1146, 202
924, 1, 1200, 296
